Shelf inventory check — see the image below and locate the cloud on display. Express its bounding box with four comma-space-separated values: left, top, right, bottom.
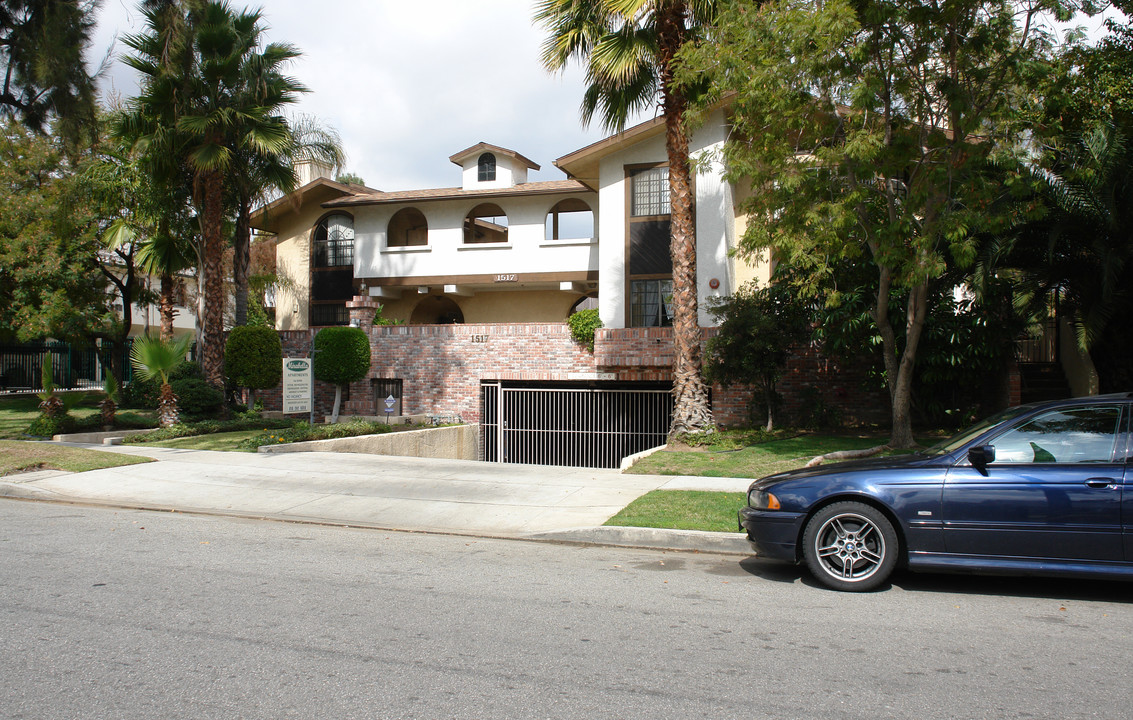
92, 0, 647, 191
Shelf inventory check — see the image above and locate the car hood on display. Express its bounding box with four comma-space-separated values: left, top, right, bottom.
748, 452, 941, 491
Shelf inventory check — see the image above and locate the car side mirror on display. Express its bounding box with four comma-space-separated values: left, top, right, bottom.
968, 445, 995, 473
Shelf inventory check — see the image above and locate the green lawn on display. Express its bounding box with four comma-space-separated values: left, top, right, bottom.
628, 432, 896, 479
144, 430, 267, 452
605, 490, 747, 532
0, 439, 152, 475
613, 431, 942, 533
0, 393, 156, 440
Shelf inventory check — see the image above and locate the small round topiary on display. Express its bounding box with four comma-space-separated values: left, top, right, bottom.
225, 326, 283, 393
312, 327, 370, 386
313, 326, 371, 423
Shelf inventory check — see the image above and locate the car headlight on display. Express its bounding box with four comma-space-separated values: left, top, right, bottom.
748, 489, 781, 510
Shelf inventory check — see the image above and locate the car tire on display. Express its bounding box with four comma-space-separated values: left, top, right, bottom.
802, 501, 899, 592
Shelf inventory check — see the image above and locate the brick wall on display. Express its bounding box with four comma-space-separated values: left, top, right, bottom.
259, 323, 889, 430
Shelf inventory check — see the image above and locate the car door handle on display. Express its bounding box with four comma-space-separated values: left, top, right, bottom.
1084, 478, 1115, 489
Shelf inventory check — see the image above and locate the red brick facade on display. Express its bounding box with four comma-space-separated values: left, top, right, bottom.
263, 312, 889, 429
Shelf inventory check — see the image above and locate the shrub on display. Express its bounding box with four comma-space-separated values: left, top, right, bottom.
312, 327, 370, 385
122, 374, 160, 408
171, 378, 225, 416
567, 308, 603, 352
123, 360, 201, 409
171, 361, 203, 381
313, 327, 371, 422
225, 326, 283, 408
27, 413, 78, 437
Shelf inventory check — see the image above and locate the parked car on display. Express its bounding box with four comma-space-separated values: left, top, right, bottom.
738, 393, 1132, 591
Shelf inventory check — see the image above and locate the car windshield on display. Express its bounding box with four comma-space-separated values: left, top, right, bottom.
921, 405, 1033, 456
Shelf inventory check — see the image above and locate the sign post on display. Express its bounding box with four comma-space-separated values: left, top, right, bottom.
282, 358, 312, 415
384, 394, 395, 423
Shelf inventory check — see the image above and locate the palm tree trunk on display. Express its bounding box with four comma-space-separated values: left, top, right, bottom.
658, 1, 713, 438
200, 168, 226, 389
159, 273, 176, 341
233, 198, 251, 326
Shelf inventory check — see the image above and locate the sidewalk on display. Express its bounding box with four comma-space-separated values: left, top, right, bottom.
0, 443, 754, 555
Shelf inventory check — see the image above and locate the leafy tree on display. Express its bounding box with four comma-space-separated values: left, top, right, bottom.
704, 283, 809, 430
130, 333, 194, 427
537, 0, 718, 438
0, 118, 108, 343
224, 325, 282, 410
680, 0, 1068, 446
981, 120, 1133, 393
335, 171, 364, 186
0, 0, 100, 146
312, 326, 369, 424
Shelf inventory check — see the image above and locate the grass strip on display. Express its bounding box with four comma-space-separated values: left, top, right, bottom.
605, 490, 747, 533
0, 439, 152, 476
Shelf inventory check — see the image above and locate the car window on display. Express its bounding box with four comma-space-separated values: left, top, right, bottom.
990, 406, 1122, 464
923, 405, 1031, 456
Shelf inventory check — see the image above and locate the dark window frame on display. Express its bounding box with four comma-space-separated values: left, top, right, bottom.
624, 163, 676, 327
312, 213, 355, 268
478, 153, 497, 182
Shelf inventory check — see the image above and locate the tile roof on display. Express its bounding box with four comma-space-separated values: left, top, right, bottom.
322, 179, 592, 208
448, 142, 540, 170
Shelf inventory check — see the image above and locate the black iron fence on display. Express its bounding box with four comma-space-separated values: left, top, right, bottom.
0, 341, 134, 392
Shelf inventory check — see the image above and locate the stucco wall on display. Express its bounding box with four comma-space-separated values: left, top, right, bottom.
594, 108, 756, 329
353, 191, 598, 283
273, 202, 333, 331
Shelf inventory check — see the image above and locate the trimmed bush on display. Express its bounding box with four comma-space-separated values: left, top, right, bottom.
312, 327, 370, 385
225, 326, 283, 403
313, 326, 371, 423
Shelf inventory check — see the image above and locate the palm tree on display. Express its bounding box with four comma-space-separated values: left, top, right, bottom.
231, 114, 344, 326
537, 0, 717, 437
118, 1, 302, 388
130, 333, 194, 427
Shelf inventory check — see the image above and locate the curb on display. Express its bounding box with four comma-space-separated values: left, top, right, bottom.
525, 525, 752, 555
0, 483, 753, 556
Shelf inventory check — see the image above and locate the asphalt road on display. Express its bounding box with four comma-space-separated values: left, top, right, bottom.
2, 500, 1130, 719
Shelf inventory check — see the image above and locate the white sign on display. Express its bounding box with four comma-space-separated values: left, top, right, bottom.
567, 372, 617, 381
282, 358, 312, 414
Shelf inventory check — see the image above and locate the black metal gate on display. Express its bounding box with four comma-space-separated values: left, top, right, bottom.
481, 381, 673, 468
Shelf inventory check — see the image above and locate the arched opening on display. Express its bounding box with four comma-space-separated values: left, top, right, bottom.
310, 213, 354, 326
545, 199, 595, 241
569, 294, 598, 315
463, 203, 509, 244
387, 207, 428, 247
410, 296, 465, 324
478, 153, 496, 182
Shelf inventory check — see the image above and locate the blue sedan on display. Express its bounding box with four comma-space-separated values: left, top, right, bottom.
738, 393, 1132, 591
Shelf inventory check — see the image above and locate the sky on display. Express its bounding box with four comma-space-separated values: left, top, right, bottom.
90, 1, 1122, 194
90, 0, 648, 192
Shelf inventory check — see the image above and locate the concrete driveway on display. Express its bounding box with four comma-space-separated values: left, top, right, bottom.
1, 444, 751, 539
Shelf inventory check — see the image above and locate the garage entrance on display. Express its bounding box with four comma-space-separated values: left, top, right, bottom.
480, 380, 674, 468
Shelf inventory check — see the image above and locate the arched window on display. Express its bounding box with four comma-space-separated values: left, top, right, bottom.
387, 207, 428, 247
478, 153, 496, 182
463, 203, 509, 244
312, 214, 354, 267
545, 198, 595, 241
310, 213, 355, 326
